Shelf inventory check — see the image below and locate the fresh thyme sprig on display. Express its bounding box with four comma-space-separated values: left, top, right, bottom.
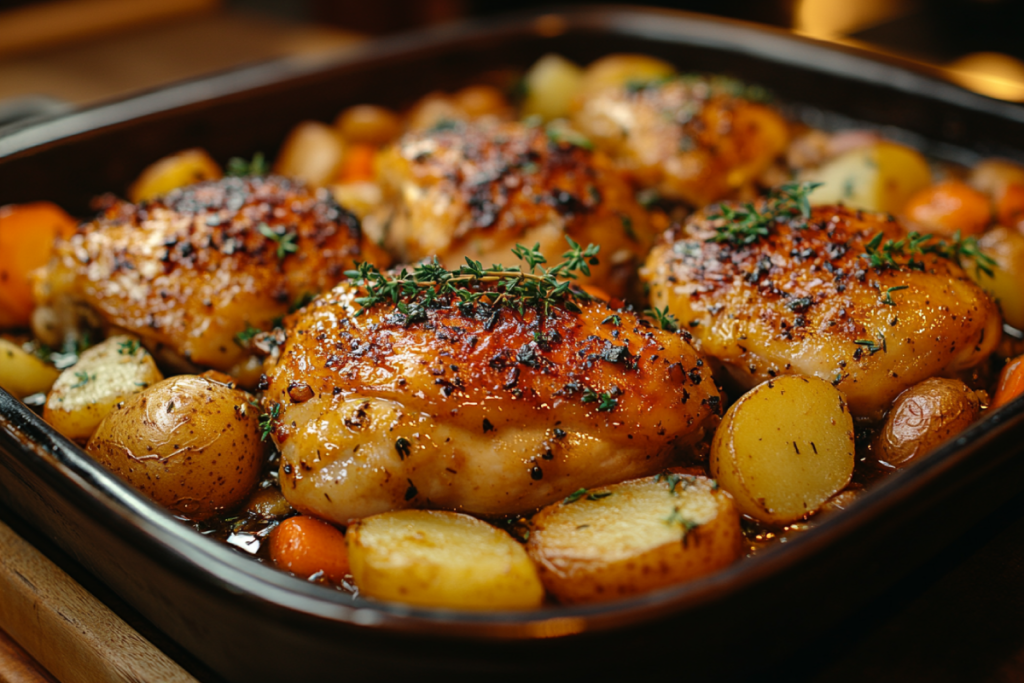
258, 223, 298, 260
863, 230, 996, 277
117, 339, 141, 355
345, 238, 600, 322
226, 152, 270, 177
257, 402, 280, 442
644, 305, 679, 332
706, 182, 821, 246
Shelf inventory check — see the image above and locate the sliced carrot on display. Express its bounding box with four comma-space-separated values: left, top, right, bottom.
0, 202, 77, 328
268, 515, 349, 583
997, 182, 1024, 230
993, 355, 1024, 410
337, 144, 378, 184
904, 179, 992, 236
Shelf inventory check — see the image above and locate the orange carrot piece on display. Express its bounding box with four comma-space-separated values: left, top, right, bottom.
0, 202, 77, 328
268, 515, 350, 583
997, 182, 1024, 231
993, 355, 1024, 410
337, 144, 377, 184
904, 179, 992, 236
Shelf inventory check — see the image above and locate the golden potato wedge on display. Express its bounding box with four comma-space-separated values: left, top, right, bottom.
44, 335, 163, 443
520, 53, 585, 120
874, 378, 981, 467
526, 475, 742, 604
128, 148, 222, 203
804, 141, 932, 214
86, 375, 263, 521
975, 226, 1024, 329
710, 375, 855, 525
274, 121, 345, 187
346, 510, 543, 610
0, 337, 59, 399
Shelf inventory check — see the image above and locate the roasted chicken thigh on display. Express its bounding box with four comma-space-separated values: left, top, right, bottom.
644, 201, 1001, 420
571, 75, 789, 207
32, 176, 388, 384
262, 282, 720, 523
376, 119, 656, 298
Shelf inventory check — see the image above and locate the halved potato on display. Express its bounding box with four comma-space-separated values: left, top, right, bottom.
975, 226, 1024, 329
346, 510, 543, 610
520, 53, 585, 120
804, 141, 932, 214
0, 338, 59, 399
710, 375, 855, 525
274, 121, 345, 187
576, 53, 675, 100
128, 148, 222, 203
526, 475, 742, 604
44, 335, 163, 443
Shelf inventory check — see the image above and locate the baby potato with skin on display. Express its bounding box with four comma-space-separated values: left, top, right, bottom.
44, 335, 163, 443
86, 375, 264, 521
526, 474, 742, 604
874, 378, 982, 468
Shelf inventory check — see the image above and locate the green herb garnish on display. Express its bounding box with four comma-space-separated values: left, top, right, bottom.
706, 182, 821, 246
257, 402, 281, 442
117, 339, 141, 355
880, 285, 909, 306
644, 305, 679, 332
71, 371, 94, 389
345, 238, 600, 322
234, 323, 261, 347
226, 152, 269, 177
863, 230, 996, 277
258, 223, 298, 260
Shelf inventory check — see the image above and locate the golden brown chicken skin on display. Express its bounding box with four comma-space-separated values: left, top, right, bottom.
571, 76, 789, 208
32, 176, 389, 384
644, 203, 1001, 420
262, 285, 720, 523
376, 119, 655, 298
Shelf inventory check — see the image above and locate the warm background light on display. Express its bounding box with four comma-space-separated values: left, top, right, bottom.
945, 52, 1024, 101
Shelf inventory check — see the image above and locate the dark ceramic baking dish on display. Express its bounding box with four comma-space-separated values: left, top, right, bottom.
2, 6, 1024, 681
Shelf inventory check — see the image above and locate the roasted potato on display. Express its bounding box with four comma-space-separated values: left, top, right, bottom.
526, 475, 742, 604
519, 53, 585, 120
127, 148, 222, 203
346, 510, 544, 610
874, 378, 982, 467
804, 141, 932, 214
44, 335, 163, 443
274, 121, 345, 187
575, 53, 675, 100
0, 337, 59, 399
86, 375, 263, 521
975, 226, 1024, 330
334, 104, 402, 146
710, 376, 856, 525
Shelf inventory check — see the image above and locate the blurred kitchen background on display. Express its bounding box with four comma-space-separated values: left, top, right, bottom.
2, 0, 1024, 130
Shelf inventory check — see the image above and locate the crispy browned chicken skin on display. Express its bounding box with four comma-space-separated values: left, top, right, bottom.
262, 285, 721, 523
32, 176, 388, 384
376, 119, 656, 298
571, 76, 789, 207
644, 203, 1001, 420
